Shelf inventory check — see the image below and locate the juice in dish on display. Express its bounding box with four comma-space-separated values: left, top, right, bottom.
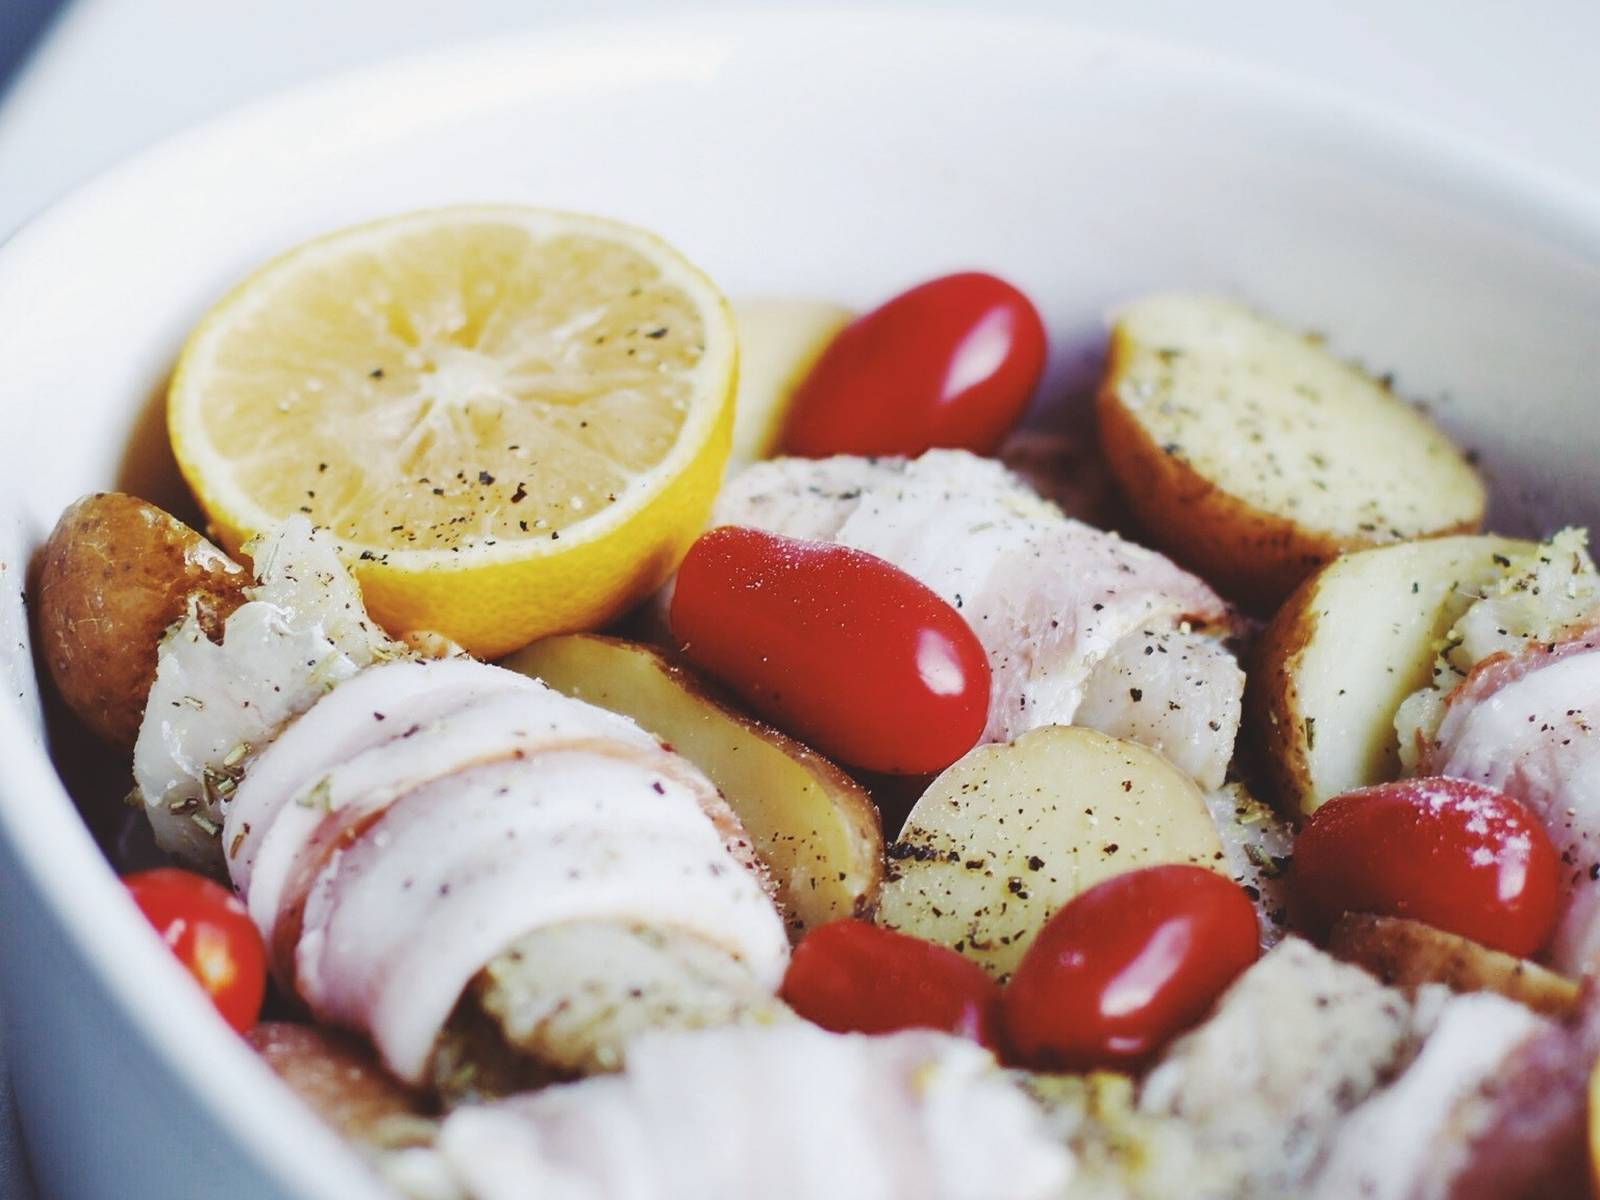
31, 204, 1600, 1199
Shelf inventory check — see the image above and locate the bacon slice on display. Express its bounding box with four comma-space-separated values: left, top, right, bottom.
224, 657, 539, 920
430, 1025, 1073, 1200
295, 748, 787, 1083
226, 657, 789, 1085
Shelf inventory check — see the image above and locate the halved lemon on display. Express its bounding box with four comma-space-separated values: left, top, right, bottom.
169, 205, 737, 658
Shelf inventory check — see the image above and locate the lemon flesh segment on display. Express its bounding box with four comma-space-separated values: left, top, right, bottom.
169, 206, 737, 658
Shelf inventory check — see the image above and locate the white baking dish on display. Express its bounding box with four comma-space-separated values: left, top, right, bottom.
1, 11, 1598, 1198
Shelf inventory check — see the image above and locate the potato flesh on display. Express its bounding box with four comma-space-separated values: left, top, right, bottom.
1105, 294, 1484, 544
470, 921, 789, 1078
875, 726, 1224, 980
1252, 534, 1532, 816
502, 634, 883, 935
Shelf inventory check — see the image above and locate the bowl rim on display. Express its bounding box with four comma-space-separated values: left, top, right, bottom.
1, 9, 1598, 1197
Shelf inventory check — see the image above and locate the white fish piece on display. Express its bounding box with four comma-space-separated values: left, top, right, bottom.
297, 751, 789, 1084
134, 517, 399, 868
1139, 938, 1415, 1198
1202, 783, 1293, 948
714, 450, 1231, 749
1016, 1072, 1218, 1200
430, 1025, 1073, 1200
716, 454, 905, 542
1076, 626, 1243, 790
1307, 991, 1550, 1200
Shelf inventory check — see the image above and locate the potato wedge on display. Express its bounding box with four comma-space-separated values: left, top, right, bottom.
728, 298, 851, 475
1097, 294, 1485, 606
875, 725, 1224, 980
35, 492, 248, 748
1328, 913, 1579, 1019
1248, 534, 1533, 816
502, 633, 883, 934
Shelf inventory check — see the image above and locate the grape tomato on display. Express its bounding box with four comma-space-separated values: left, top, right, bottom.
782, 919, 1002, 1049
670, 526, 990, 774
124, 867, 267, 1034
1293, 777, 1558, 958
1001, 865, 1258, 1071
781, 272, 1046, 458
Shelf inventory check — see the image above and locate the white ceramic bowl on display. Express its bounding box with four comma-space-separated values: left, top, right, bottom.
3, 11, 1599, 1199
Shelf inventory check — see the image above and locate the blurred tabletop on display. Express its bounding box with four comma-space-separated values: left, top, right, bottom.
1, 0, 1598, 1195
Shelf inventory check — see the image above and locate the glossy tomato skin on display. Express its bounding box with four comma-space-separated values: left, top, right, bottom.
781, 272, 1046, 458
1002, 865, 1259, 1071
782, 919, 1003, 1050
670, 526, 990, 774
125, 867, 267, 1034
1293, 777, 1558, 958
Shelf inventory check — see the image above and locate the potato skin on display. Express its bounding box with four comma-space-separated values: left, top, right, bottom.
1328, 913, 1579, 1019
1246, 535, 1533, 819
247, 1022, 432, 1148
36, 493, 247, 748
1096, 301, 1484, 611
1244, 566, 1322, 814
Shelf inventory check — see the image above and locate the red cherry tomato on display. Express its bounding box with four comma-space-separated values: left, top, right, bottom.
782, 919, 1002, 1049
670, 526, 989, 773
124, 868, 267, 1034
1293, 777, 1558, 957
1002, 865, 1259, 1071
781, 272, 1047, 458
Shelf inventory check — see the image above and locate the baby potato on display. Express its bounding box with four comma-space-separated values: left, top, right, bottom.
36, 492, 248, 748
876, 726, 1224, 980
1097, 294, 1486, 607
1248, 534, 1532, 817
